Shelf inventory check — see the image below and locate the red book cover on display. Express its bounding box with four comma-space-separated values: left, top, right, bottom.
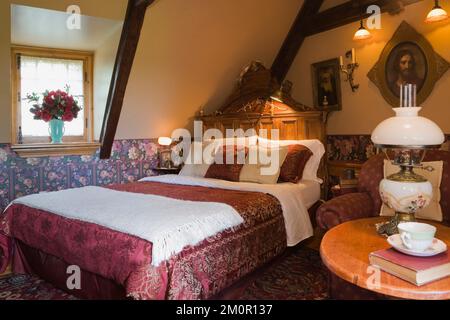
371, 248, 450, 272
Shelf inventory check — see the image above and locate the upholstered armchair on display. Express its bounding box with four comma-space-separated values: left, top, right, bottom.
317, 150, 450, 231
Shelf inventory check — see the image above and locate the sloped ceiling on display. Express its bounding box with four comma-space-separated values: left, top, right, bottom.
12, 0, 127, 20
319, 0, 349, 12
11, 4, 123, 51
116, 0, 304, 139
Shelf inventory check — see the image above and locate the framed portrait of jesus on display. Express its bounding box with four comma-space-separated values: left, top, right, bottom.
368, 21, 449, 108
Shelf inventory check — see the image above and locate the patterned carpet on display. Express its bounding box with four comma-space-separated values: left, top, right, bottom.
0, 247, 329, 300
0, 274, 78, 300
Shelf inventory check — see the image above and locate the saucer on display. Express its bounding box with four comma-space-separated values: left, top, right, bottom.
387, 234, 448, 257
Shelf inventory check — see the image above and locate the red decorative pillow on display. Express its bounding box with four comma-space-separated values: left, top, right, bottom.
205, 145, 248, 182
278, 144, 313, 183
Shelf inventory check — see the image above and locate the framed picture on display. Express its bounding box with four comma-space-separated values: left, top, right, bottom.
311, 58, 342, 111
368, 21, 450, 108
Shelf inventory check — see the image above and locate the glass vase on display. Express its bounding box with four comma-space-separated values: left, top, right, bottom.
49, 119, 65, 144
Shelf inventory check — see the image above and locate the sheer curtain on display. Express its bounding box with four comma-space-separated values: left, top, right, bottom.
20, 56, 85, 137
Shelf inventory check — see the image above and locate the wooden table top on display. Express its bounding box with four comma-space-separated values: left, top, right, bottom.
320, 217, 450, 300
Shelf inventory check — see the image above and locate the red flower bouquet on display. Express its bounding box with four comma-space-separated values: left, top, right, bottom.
27, 86, 82, 123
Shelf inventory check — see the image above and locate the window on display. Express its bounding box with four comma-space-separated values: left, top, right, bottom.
12, 46, 93, 144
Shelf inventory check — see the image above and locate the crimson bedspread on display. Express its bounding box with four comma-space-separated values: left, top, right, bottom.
0, 181, 286, 299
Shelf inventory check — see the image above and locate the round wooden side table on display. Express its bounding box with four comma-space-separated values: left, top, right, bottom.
320, 217, 450, 300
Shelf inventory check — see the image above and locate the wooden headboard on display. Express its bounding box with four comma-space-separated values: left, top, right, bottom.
198, 110, 326, 143
196, 61, 328, 197
198, 109, 327, 188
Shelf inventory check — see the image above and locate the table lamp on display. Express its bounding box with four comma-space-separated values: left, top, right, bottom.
371, 84, 445, 235
158, 137, 173, 168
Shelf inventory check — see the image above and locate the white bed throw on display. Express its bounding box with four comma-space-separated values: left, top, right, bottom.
140, 175, 315, 246
8, 186, 244, 266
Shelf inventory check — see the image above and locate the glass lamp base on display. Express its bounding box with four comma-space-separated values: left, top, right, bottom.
376, 212, 415, 236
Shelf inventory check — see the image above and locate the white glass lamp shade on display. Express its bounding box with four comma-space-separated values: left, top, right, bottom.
425, 7, 449, 23
158, 137, 172, 146
371, 107, 445, 147
353, 27, 372, 41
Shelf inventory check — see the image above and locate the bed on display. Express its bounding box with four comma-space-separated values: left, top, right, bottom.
0, 173, 321, 299
0, 62, 328, 300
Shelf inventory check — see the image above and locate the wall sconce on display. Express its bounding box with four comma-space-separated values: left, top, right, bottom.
425, 0, 449, 23
339, 48, 359, 92
353, 19, 372, 41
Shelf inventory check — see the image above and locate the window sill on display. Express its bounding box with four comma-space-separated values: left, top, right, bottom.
11, 142, 101, 158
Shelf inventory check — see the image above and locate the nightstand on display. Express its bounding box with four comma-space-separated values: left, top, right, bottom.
327, 160, 363, 178
327, 160, 363, 200
152, 167, 181, 175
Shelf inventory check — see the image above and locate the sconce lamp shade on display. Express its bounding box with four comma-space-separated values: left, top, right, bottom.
158, 137, 172, 146
353, 20, 372, 41
371, 107, 445, 147
425, 1, 449, 23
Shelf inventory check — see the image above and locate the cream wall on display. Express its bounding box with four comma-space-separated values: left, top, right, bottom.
116, 0, 303, 139
6, 1, 444, 142
2, 0, 304, 142
10, 0, 127, 20
0, 0, 127, 143
287, 1, 450, 135
94, 26, 122, 140
0, 1, 12, 143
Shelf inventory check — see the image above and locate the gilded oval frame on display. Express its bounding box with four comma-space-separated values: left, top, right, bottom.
368, 21, 450, 108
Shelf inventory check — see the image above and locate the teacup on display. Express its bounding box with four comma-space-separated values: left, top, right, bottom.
398, 222, 436, 252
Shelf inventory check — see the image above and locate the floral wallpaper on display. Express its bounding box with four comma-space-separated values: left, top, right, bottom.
327, 134, 450, 162
327, 135, 376, 162
0, 139, 160, 212
1, 135, 448, 211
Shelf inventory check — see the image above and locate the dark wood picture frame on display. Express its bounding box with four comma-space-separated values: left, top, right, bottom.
311, 58, 342, 112
368, 21, 450, 108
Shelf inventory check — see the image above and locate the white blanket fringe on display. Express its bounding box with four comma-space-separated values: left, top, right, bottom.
140, 175, 315, 246
8, 186, 243, 266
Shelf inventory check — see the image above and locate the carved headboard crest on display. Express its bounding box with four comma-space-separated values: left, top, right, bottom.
217, 61, 313, 116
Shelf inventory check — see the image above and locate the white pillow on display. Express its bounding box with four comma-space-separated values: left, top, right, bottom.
179, 163, 210, 178
258, 137, 325, 183
239, 145, 289, 184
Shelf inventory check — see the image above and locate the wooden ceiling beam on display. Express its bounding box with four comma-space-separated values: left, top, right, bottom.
100, 0, 154, 159
270, 0, 325, 84
303, 0, 423, 37
135, 0, 155, 6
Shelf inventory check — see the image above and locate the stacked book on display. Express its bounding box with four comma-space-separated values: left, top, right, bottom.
369, 249, 450, 286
